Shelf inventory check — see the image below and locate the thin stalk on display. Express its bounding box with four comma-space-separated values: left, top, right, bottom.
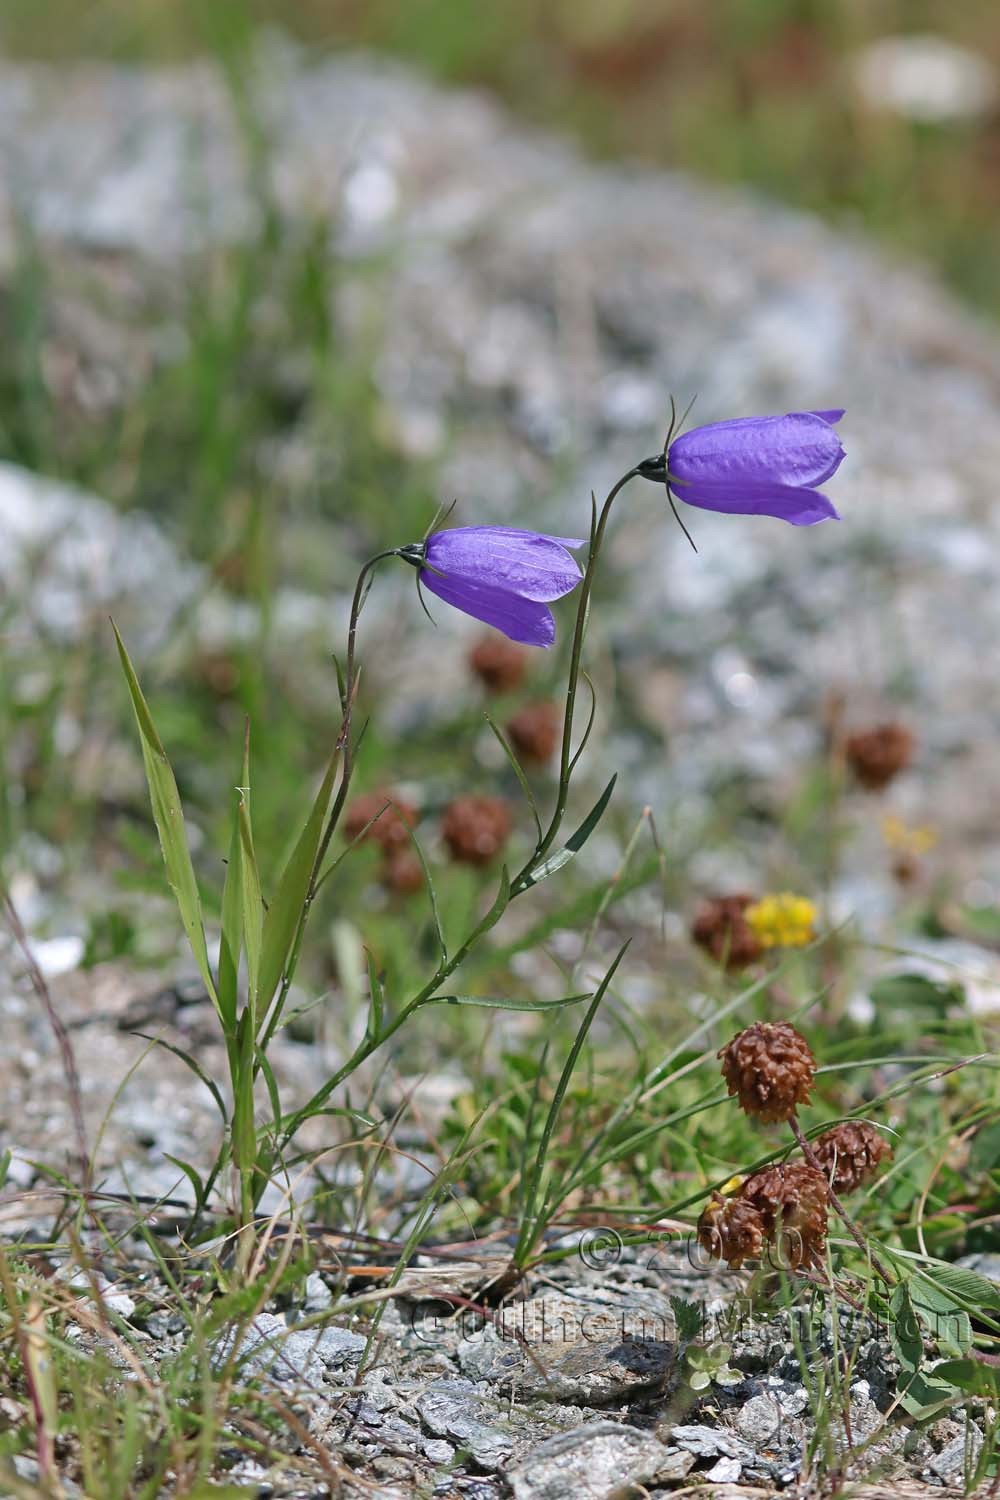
256, 548, 400, 1057
276, 467, 655, 1149
512, 465, 642, 886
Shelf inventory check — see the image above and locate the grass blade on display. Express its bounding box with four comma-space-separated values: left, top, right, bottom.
257, 747, 339, 1023
238, 796, 263, 1021
112, 622, 218, 1011
217, 727, 251, 1037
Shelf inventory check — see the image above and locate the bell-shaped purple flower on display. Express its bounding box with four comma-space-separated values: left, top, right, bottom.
419, 526, 586, 647
666, 410, 846, 526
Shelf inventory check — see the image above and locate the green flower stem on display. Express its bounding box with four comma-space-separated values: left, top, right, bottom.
256, 548, 402, 1059
511, 465, 642, 889
276, 467, 647, 1152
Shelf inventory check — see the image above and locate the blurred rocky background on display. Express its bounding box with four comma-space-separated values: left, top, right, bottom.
3, 3, 1000, 947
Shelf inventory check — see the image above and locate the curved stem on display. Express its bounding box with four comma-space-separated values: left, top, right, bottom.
511, 465, 643, 889
256, 549, 400, 1063
277, 466, 652, 1147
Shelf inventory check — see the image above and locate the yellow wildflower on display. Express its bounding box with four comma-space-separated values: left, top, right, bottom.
881, 815, 937, 857
744, 892, 817, 949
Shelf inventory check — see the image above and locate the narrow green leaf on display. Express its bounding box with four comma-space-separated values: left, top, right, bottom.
520, 774, 617, 889
132, 1034, 228, 1123
484, 712, 542, 843
256, 1049, 282, 1130
256, 748, 339, 1022
365, 948, 385, 1043
567, 671, 598, 776
238, 797, 263, 1020
217, 728, 250, 1037
163, 1154, 208, 1213
113, 622, 218, 1009
517, 941, 629, 1260
231, 1011, 257, 1172
403, 825, 447, 964
466, 864, 511, 946
422, 991, 590, 1012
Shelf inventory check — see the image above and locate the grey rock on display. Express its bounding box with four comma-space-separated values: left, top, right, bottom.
420, 1436, 455, 1464
416, 1379, 514, 1470
5, 44, 1000, 895
734, 1394, 782, 1445
669, 1424, 752, 1461
458, 1288, 677, 1403
653, 1447, 696, 1480
303, 1271, 334, 1314
461, 1327, 676, 1402
929, 1424, 983, 1482
4, 1150, 37, 1188
214, 1312, 364, 1385
506, 1421, 675, 1500
706, 1455, 743, 1483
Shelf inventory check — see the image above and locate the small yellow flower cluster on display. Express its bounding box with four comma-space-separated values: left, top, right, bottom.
744, 893, 817, 950
881, 815, 937, 857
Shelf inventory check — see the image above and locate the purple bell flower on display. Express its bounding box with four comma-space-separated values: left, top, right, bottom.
665, 409, 846, 526
419, 526, 586, 647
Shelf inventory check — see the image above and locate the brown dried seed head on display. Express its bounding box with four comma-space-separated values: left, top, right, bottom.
690, 894, 763, 971
718, 1021, 816, 1124
468, 635, 528, 693
343, 790, 418, 852
812, 1121, 892, 1193
845, 722, 914, 791
507, 701, 561, 766
380, 848, 425, 896
697, 1191, 767, 1270
740, 1162, 829, 1270
441, 795, 511, 865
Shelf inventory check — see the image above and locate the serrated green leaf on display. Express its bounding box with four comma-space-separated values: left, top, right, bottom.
113, 622, 218, 1012
520, 774, 617, 890
256, 748, 339, 1024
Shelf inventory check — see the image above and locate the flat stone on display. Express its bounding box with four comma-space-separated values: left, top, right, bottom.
416, 1379, 514, 1471
506, 1421, 675, 1500
706, 1455, 743, 1483
735, 1394, 782, 1445
669, 1424, 752, 1462
213, 1313, 365, 1385
929, 1426, 983, 1482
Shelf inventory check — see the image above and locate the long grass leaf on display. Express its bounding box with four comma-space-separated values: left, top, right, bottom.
112, 622, 218, 1009
257, 747, 339, 1020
